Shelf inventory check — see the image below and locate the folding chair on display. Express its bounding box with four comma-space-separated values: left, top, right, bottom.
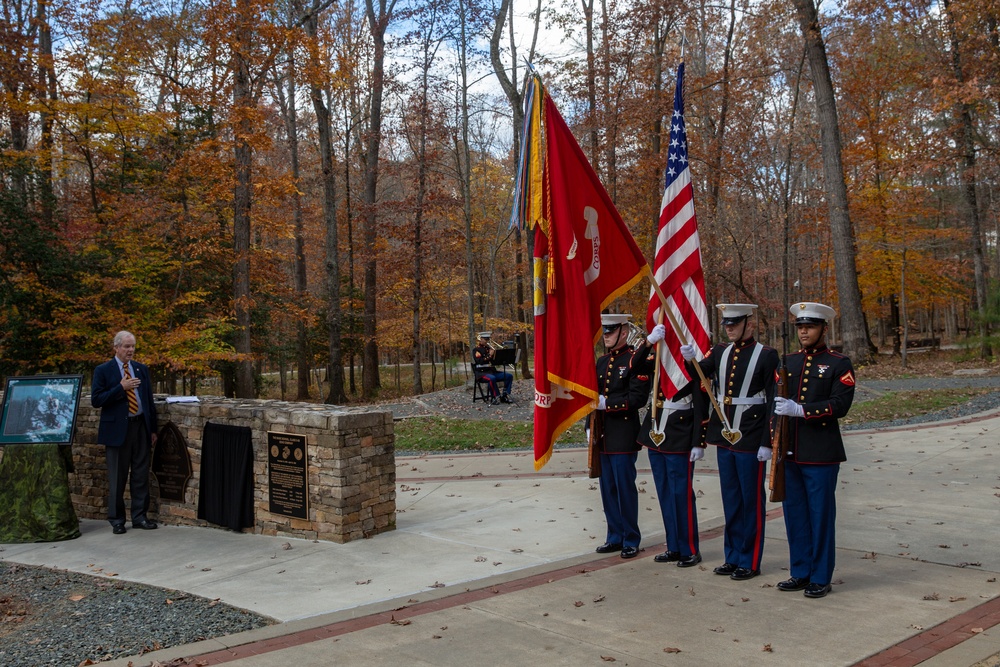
472, 367, 498, 404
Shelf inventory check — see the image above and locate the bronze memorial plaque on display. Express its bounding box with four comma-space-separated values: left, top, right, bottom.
267, 431, 308, 519
151, 421, 192, 502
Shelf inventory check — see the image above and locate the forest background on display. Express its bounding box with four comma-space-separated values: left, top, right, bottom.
1, 0, 998, 403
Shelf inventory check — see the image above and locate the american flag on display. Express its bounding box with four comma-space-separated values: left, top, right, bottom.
646, 61, 711, 398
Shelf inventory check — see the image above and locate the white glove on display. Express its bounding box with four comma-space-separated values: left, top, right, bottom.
586, 428, 591, 442
689, 447, 705, 463
757, 446, 772, 462
646, 324, 666, 346
774, 396, 804, 418
680, 343, 697, 361
596, 395, 607, 411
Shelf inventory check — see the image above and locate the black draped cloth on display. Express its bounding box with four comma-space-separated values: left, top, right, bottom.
197, 422, 254, 531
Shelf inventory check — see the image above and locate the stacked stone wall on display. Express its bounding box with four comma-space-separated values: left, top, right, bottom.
60, 397, 395, 543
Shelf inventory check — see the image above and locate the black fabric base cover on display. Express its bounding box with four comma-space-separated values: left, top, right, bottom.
197, 422, 254, 531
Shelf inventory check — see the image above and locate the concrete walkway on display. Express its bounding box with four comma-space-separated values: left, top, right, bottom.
2, 409, 1000, 666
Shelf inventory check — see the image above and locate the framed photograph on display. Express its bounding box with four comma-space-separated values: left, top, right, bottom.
0, 375, 84, 445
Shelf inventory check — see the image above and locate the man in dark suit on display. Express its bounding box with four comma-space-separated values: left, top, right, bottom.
91, 330, 158, 534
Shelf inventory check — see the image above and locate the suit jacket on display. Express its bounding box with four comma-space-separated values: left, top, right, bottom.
91, 358, 157, 447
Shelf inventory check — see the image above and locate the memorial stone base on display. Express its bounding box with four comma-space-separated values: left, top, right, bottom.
64, 397, 396, 544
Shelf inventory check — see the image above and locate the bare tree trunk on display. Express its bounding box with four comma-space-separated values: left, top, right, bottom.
344, 92, 357, 396
600, 0, 617, 201
361, 0, 395, 397
582, 0, 598, 169
709, 0, 736, 216
301, 3, 347, 404
36, 0, 57, 227
790, 0, 873, 364
457, 0, 476, 354
410, 9, 442, 396
943, 0, 990, 357
233, 0, 256, 398
275, 27, 311, 400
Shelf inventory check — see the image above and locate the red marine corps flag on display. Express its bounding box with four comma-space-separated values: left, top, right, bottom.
511, 72, 648, 470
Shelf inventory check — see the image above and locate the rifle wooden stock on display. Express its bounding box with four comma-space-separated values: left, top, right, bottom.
768, 363, 789, 502
588, 411, 604, 479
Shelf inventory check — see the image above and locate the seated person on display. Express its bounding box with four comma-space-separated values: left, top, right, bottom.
473, 332, 513, 404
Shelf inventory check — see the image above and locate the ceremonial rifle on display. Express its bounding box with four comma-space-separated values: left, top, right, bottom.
587, 411, 603, 479
769, 344, 789, 502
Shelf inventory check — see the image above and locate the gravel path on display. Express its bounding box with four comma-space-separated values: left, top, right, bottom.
3, 373, 999, 666
0, 561, 271, 666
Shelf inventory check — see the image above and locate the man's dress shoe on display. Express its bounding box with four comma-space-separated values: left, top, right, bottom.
713, 562, 738, 575
654, 550, 681, 563
620, 546, 639, 559
804, 583, 832, 598
730, 567, 761, 581
112, 524, 127, 535
595, 542, 623, 554
776, 577, 810, 592
676, 553, 702, 568
132, 519, 158, 530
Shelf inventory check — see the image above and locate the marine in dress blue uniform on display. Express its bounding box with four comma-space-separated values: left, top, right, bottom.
773, 302, 855, 599
473, 332, 513, 403
591, 314, 659, 559
637, 360, 709, 568
683, 304, 778, 580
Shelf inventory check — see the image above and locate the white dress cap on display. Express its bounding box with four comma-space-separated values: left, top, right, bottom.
601, 313, 631, 332
790, 302, 836, 324
716, 303, 757, 325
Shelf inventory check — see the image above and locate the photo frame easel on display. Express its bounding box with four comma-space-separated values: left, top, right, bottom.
0, 375, 84, 445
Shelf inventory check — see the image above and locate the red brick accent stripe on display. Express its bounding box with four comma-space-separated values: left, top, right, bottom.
853, 594, 1000, 667
181, 505, 782, 666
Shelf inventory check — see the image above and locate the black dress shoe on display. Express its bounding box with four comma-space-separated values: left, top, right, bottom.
777, 577, 810, 592
713, 562, 738, 576
730, 567, 761, 581
132, 519, 158, 530
676, 553, 702, 568
654, 550, 681, 563
620, 546, 639, 559
112, 524, 126, 535
500, 394, 511, 403
595, 542, 623, 554
804, 583, 832, 598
